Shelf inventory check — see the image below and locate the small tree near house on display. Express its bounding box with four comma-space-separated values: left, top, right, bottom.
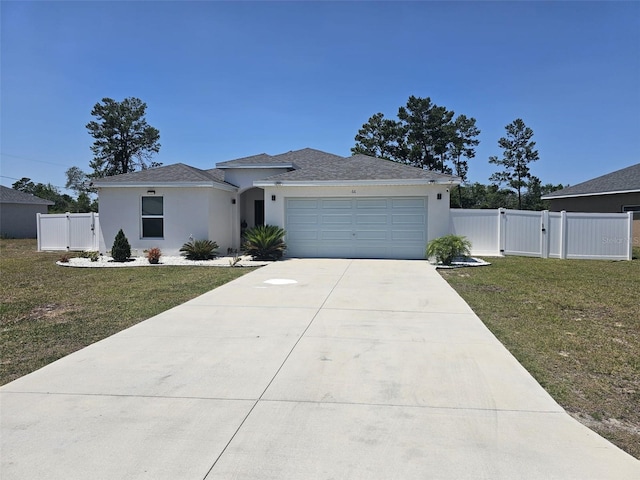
111, 229, 131, 262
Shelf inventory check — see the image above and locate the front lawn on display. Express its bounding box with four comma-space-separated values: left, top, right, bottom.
439, 255, 640, 459
0, 239, 257, 385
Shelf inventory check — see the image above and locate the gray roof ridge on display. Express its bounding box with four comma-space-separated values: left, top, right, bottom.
0, 185, 55, 205
542, 162, 640, 198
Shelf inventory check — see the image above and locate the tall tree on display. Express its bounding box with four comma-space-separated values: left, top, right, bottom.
489, 118, 539, 209
397, 96, 455, 172
86, 97, 161, 177
352, 96, 479, 177
448, 114, 480, 207
351, 113, 406, 160
65, 166, 91, 195
12, 178, 74, 213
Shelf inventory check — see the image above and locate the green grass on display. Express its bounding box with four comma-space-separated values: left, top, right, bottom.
439, 255, 640, 459
0, 239, 257, 385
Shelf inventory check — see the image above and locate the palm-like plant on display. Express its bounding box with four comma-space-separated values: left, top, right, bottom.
426, 235, 472, 265
242, 225, 286, 261
180, 239, 219, 260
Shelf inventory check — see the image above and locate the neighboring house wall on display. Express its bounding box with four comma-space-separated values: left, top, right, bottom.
546, 192, 640, 213
98, 186, 234, 255
262, 184, 451, 243
548, 192, 640, 247
0, 203, 50, 238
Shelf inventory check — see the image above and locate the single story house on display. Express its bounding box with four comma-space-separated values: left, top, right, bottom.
541, 163, 640, 245
93, 148, 459, 259
0, 185, 54, 238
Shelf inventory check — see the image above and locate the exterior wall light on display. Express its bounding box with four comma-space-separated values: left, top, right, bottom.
271, 195, 276, 201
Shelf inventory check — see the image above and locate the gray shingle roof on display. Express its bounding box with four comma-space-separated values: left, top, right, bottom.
542, 163, 640, 199
92, 148, 460, 187
259, 153, 456, 182
0, 185, 54, 205
216, 153, 279, 168
92, 163, 231, 186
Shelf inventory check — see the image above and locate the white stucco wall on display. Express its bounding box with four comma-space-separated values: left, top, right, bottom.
222, 168, 289, 190
262, 184, 451, 243
208, 187, 236, 252
98, 186, 234, 256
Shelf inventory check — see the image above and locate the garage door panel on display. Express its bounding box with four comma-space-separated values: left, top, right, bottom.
392, 214, 425, 224
355, 230, 388, 241
321, 230, 353, 241
392, 230, 425, 241
392, 198, 425, 208
356, 199, 388, 209
355, 214, 388, 225
288, 214, 319, 225
286, 197, 427, 259
321, 214, 353, 225
321, 199, 351, 209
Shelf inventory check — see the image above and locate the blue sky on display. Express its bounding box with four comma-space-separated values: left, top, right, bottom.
1, 1, 639, 195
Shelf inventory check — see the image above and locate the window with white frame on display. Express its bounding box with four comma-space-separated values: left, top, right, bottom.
142, 196, 163, 238
622, 205, 640, 220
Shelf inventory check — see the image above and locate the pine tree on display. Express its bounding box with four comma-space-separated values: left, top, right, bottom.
111, 229, 131, 262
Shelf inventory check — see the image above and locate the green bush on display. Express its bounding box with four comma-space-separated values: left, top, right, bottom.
111, 229, 131, 262
242, 225, 286, 261
180, 239, 218, 260
79, 251, 100, 262
426, 234, 472, 265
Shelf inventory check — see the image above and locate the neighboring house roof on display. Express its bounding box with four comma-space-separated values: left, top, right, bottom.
92, 148, 460, 188
541, 163, 640, 199
0, 185, 54, 205
92, 163, 232, 189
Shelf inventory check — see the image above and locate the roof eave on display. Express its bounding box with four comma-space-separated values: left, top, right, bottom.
93, 181, 238, 192
253, 178, 460, 187
541, 188, 640, 200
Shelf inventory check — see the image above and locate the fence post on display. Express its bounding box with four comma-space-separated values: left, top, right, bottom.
559, 210, 567, 259
90, 212, 96, 250
37, 213, 42, 251
541, 210, 549, 258
498, 208, 506, 256
65, 212, 71, 251
627, 211, 633, 261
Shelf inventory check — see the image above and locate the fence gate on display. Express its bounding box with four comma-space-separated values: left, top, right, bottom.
37, 212, 99, 251
450, 208, 632, 261
501, 209, 544, 257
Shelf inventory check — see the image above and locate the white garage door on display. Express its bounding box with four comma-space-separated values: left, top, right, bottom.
285, 197, 428, 259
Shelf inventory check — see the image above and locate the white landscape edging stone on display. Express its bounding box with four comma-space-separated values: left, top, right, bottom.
57, 255, 270, 268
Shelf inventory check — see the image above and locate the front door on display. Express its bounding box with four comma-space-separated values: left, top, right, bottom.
254, 200, 265, 227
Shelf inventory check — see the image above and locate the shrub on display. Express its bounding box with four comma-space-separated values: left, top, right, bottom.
79, 251, 100, 262
58, 253, 71, 263
426, 234, 472, 265
180, 239, 218, 260
111, 229, 131, 262
242, 225, 286, 261
146, 247, 162, 264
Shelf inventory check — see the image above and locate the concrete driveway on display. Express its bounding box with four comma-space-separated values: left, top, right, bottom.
1, 259, 638, 479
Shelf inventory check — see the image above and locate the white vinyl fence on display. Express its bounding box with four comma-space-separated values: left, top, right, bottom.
37, 212, 100, 251
450, 208, 633, 261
